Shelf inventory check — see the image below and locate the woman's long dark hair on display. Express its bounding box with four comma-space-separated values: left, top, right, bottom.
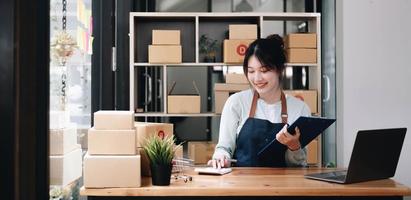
242, 34, 286, 80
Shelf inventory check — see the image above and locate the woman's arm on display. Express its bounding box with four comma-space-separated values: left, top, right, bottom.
212, 95, 242, 161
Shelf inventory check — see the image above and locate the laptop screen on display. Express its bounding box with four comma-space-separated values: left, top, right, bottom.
345, 128, 406, 183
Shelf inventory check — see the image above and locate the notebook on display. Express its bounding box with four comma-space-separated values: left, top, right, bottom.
305, 128, 407, 184
257, 116, 336, 156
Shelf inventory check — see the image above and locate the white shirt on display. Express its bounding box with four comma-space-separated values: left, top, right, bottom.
213, 89, 311, 166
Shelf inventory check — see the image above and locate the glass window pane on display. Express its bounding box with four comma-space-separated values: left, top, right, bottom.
49, 0, 92, 198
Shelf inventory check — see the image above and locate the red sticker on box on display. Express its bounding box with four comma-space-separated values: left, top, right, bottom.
236, 44, 248, 56
158, 130, 165, 139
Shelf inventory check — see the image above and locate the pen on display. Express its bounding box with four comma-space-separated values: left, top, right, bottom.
228, 159, 237, 163
213, 158, 237, 163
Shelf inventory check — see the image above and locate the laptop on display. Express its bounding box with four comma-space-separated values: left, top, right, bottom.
305, 128, 407, 184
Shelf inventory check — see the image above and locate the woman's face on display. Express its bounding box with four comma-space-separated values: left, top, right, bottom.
247, 55, 281, 96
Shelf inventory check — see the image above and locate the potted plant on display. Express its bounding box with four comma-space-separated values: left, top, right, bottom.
142, 134, 181, 186
199, 34, 219, 62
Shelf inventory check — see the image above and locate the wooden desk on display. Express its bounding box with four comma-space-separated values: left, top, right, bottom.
80, 168, 411, 200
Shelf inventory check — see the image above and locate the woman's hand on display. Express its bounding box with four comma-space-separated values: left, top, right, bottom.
276, 125, 301, 151
207, 156, 231, 169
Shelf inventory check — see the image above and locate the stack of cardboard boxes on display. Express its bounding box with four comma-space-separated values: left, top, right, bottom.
283, 33, 318, 164
285, 33, 317, 63
149, 30, 182, 63
49, 111, 82, 187
83, 111, 141, 188
224, 24, 257, 63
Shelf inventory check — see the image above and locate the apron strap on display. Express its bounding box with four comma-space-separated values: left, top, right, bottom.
280, 91, 288, 124
249, 91, 259, 118
249, 90, 288, 123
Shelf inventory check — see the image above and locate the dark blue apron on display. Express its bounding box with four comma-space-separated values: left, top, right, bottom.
233, 91, 288, 167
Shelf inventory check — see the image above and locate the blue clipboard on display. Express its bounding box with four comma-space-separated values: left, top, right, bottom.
257, 116, 336, 156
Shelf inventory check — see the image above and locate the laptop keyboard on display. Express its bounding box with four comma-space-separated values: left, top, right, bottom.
307, 170, 347, 181
325, 174, 346, 181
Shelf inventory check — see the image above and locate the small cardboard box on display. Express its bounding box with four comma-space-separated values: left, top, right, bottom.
225, 73, 248, 84
214, 83, 250, 114
134, 122, 174, 148
285, 33, 317, 48
188, 142, 216, 164
306, 139, 318, 164
167, 81, 200, 114
50, 147, 82, 186
286, 48, 317, 63
94, 110, 134, 130
49, 126, 78, 155
83, 153, 141, 188
148, 45, 182, 64
284, 90, 317, 113
88, 128, 136, 155
152, 30, 180, 45
229, 24, 257, 40
223, 39, 254, 64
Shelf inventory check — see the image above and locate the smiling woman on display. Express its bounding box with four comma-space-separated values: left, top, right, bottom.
210, 34, 311, 168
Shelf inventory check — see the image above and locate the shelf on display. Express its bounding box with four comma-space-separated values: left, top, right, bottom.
134, 112, 220, 117
130, 12, 320, 19
133, 63, 318, 67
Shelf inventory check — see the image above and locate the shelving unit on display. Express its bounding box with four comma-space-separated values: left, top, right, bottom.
129, 12, 322, 165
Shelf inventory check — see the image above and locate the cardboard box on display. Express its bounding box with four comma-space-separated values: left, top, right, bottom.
94, 110, 134, 130
285, 33, 317, 48
152, 30, 180, 45
284, 90, 317, 113
174, 145, 183, 158
167, 81, 200, 114
223, 39, 254, 64
50, 147, 82, 186
214, 83, 250, 91
188, 142, 216, 164
83, 153, 141, 188
214, 83, 250, 114
229, 24, 257, 40
88, 128, 136, 155
225, 73, 249, 84
215, 91, 230, 114
134, 122, 174, 148
148, 45, 182, 64
286, 48, 317, 63
138, 148, 151, 176
306, 139, 318, 164
49, 126, 78, 155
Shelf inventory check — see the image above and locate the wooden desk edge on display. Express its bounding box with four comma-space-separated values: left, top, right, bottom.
80, 185, 411, 197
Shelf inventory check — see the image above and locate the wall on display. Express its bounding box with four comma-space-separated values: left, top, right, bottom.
336, 0, 411, 187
